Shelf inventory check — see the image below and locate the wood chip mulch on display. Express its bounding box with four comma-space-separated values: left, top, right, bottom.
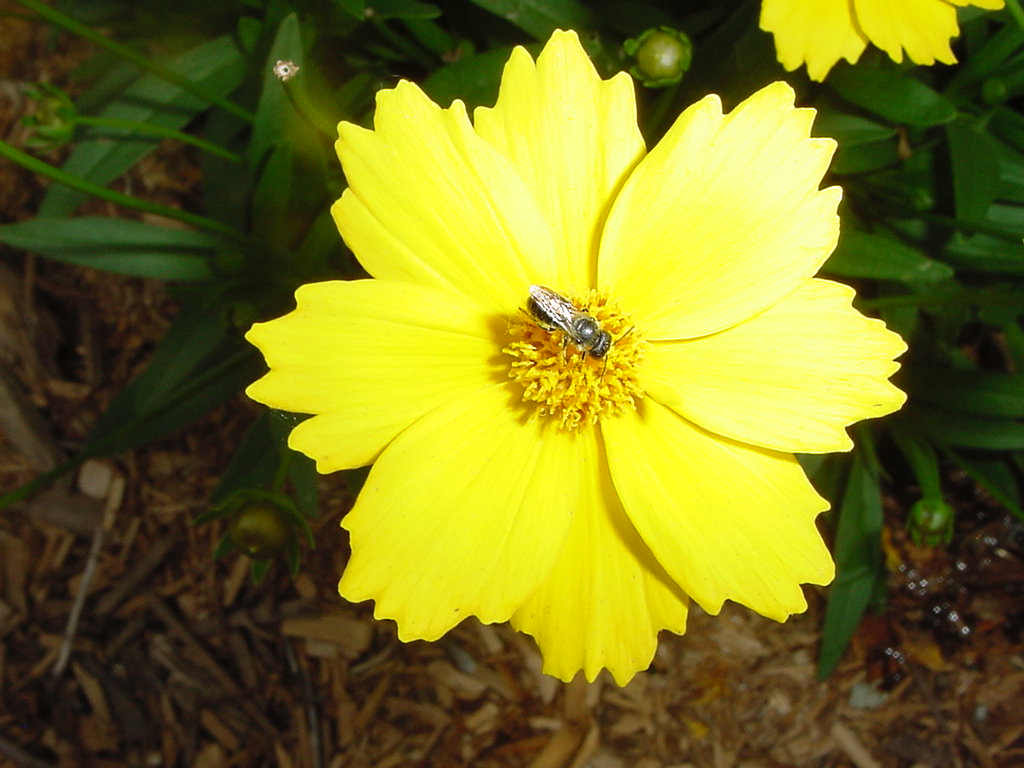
2, 15, 1023, 768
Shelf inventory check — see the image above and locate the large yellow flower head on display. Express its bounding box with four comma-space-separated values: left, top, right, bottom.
246, 30, 907, 685
761, 0, 1006, 81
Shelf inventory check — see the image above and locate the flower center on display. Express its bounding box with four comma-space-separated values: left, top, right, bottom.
503, 288, 645, 431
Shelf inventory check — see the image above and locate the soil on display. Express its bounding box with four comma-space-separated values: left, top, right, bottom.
1, 12, 1023, 768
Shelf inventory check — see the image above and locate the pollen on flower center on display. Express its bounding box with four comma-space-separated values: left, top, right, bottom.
503, 288, 645, 432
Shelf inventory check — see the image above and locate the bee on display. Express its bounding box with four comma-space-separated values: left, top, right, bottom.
526, 284, 612, 358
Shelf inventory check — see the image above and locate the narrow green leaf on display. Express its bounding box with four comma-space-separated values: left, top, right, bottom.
0, 217, 217, 280
814, 111, 897, 146
995, 140, 1024, 204
990, 105, 1024, 150
819, 451, 884, 678
40, 35, 247, 218
287, 450, 319, 520
826, 229, 954, 283
890, 426, 943, 500
830, 138, 900, 175
463, 0, 594, 40
909, 403, 1024, 450
942, 232, 1024, 275
828, 66, 958, 127
945, 21, 1024, 96
948, 118, 1003, 223
904, 365, 1024, 418
249, 13, 303, 170
336, 0, 366, 17
368, 0, 442, 19
83, 297, 260, 456
943, 448, 1024, 521
210, 412, 282, 504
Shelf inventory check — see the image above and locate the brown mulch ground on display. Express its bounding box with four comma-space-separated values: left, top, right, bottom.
2, 13, 1024, 768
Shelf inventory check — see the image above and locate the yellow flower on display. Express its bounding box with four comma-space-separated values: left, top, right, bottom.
761, 0, 1006, 81
245, 30, 907, 685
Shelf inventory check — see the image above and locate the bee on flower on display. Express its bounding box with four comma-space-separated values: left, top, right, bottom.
245, 30, 907, 685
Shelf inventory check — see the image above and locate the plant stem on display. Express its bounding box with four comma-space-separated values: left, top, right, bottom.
15, 0, 255, 124
76, 115, 243, 164
1005, 0, 1024, 34
0, 454, 87, 508
0, 139, 246, 243
280, 77, 338, 140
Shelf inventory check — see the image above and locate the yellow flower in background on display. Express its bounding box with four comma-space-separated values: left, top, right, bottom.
245, 30, 907, 685
761, 0, 1006, 81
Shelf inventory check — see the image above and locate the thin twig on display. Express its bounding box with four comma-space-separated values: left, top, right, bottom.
285, 640, 323, 768
52, 474, 124, 678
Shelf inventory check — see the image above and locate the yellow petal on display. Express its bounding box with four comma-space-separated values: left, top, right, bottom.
474, 30, 645, 289
245, 280, 503, 472
339, 385, 580, 641
332, 80, 556, 315
511, 429, 688, 686
599, 82, 841, 340
854, 0, 959, 66
642, 278, 907, 453
760, 0, 868, 81
603, 400, 834, 621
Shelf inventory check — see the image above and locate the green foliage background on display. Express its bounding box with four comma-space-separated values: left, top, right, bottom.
2, 0, 1022, 676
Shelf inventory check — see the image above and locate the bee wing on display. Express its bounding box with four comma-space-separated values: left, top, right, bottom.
528, 285, 583, 333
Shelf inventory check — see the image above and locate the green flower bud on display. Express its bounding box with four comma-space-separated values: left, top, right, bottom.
907, 498, 954, 548
229, 500, 293, 559
624, 27, 693, 88
21, 83, 76, 149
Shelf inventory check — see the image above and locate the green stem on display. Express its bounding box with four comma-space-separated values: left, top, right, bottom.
272, 448, 293, 494
1005, 0, 1024, 34
0, 139, 246, 242
76, 115, 242, 164
644, 80, 682, 142
15, 0, 255, 124
0, 454, 88, 508
280, 77, 338, 140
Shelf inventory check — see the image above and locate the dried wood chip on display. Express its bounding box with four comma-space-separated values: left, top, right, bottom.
281, 611, 373, 658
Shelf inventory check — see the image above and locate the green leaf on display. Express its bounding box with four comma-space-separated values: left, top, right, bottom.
945, 21, 1024, 97
828, 66, 958, 127
994, 140, 1024, 204
904, 365, 1024, 418
249, 13, 303, 170
287, 449, 319, 520
826, 229, 953, 283
463, 0, 594, 40
947, 117, 1003, 223
943, 448, 1024, 521
942, 232, 1024, 275
0, 217, 218, 280
814, 111, 897, 146
83, 295, 261, 457
422, 46, 513, 109
210, 412, 282, 504
909, 403, 1024, 450
40, 35, 247, 218
830, 138, 900, 175
367, 0, 442, 19
819, 451, 884, 678
890, 426, 942, 500
336, 0, 366, 17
